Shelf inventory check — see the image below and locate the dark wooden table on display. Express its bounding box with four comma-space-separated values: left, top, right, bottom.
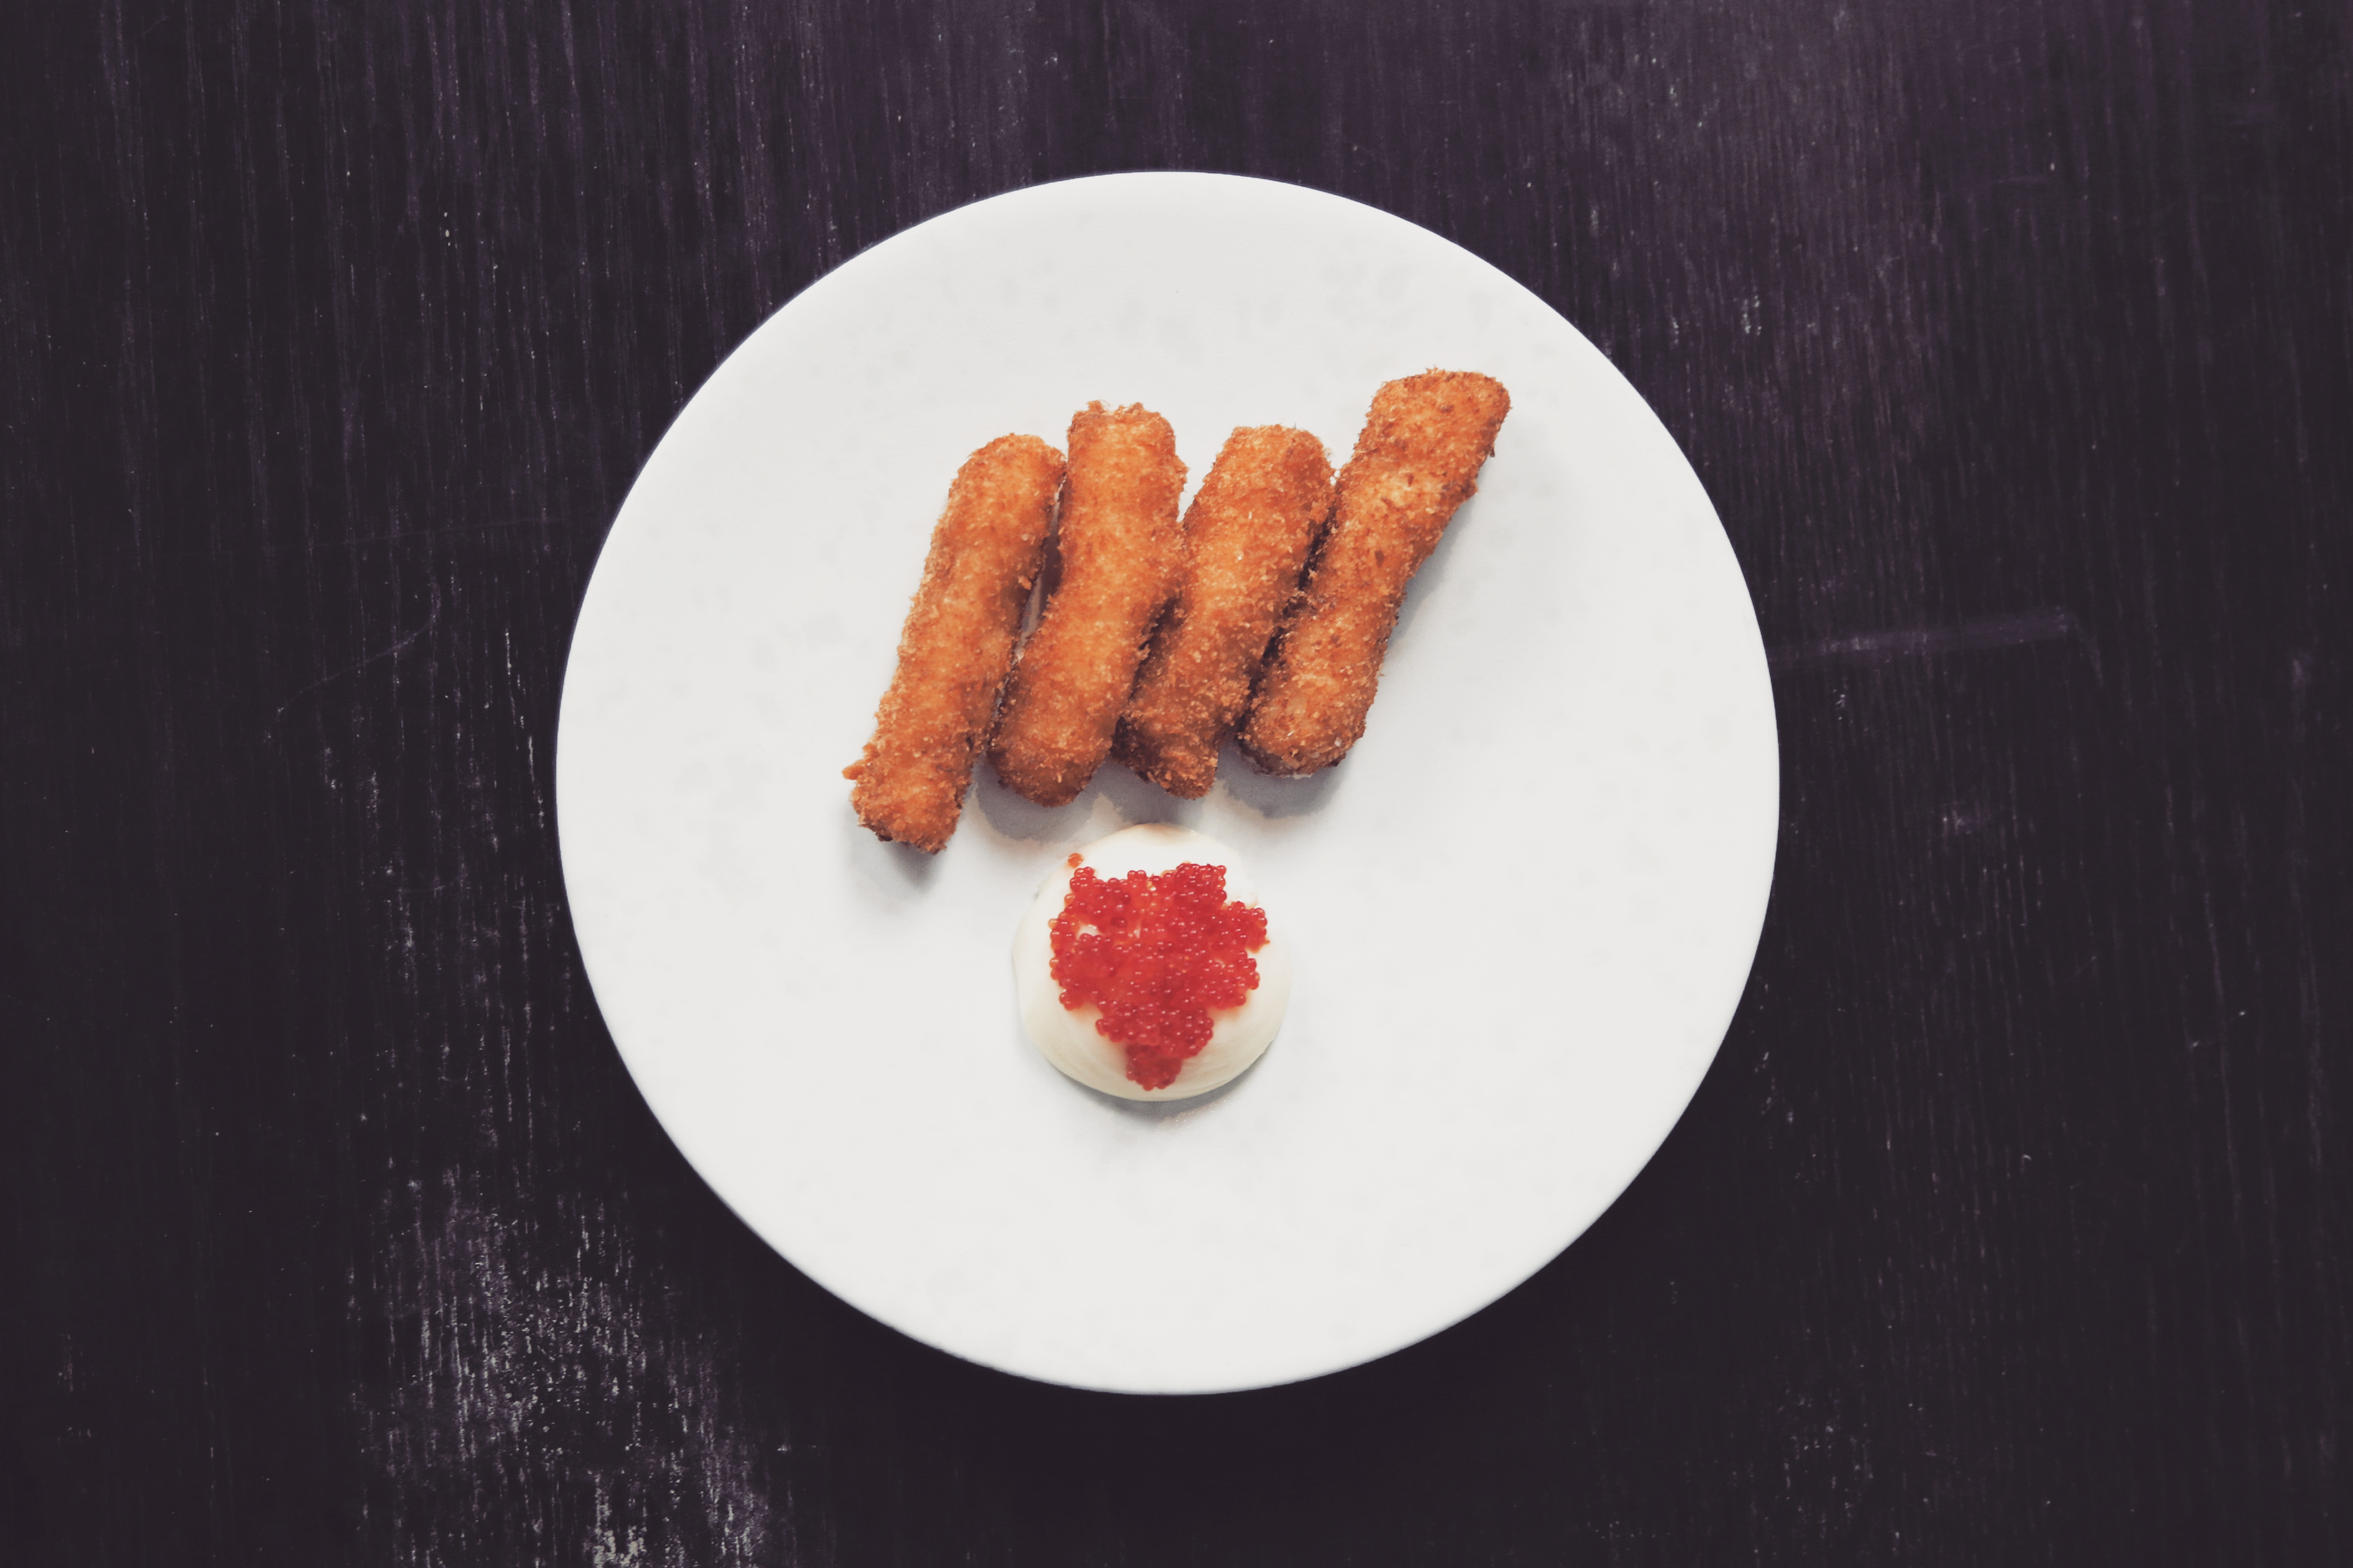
7, 2, 2346, 1561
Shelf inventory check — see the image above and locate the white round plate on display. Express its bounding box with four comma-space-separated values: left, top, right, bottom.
557, 173, 1777, 1394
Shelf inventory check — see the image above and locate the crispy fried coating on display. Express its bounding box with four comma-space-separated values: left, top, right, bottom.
988, 403, 1187, 806
1112, 426, 1335, 798
1238, 371, 1510, 776
844, 434, 1065, 852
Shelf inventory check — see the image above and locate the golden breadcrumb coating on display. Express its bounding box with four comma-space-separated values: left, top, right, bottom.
1113, 425, 1335, 798
1239, 371, 1509, 776
844, 434, 1065, 852
988, 403, 1187, 807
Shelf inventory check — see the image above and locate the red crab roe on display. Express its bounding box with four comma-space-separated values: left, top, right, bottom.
1048, 856, 1270, 1091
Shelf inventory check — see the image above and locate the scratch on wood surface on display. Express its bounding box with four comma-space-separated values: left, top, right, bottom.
359, 1181, 789, 1566
1769, 608, 2090, 674
269, 587, 445, 729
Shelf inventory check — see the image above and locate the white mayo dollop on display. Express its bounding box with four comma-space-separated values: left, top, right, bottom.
1013, 823, 1290, 1101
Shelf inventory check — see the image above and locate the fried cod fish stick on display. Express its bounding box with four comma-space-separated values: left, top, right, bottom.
845, 434, 1066, 852
989, 403, 1186, 807
1238, 371, 1510, 776
1113, 425, 1335, 798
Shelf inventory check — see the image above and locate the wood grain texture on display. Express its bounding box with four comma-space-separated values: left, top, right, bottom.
3, 0, 2345, 1562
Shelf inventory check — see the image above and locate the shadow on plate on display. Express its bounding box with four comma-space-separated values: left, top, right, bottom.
1215, 742, 1341, 819
844, 814, 946, 894
969, 740, 1343, 840
1072, 1047, 1260, 1124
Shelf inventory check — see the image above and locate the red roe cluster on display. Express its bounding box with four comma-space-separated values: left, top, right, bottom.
1049, 857, 1270, 1090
